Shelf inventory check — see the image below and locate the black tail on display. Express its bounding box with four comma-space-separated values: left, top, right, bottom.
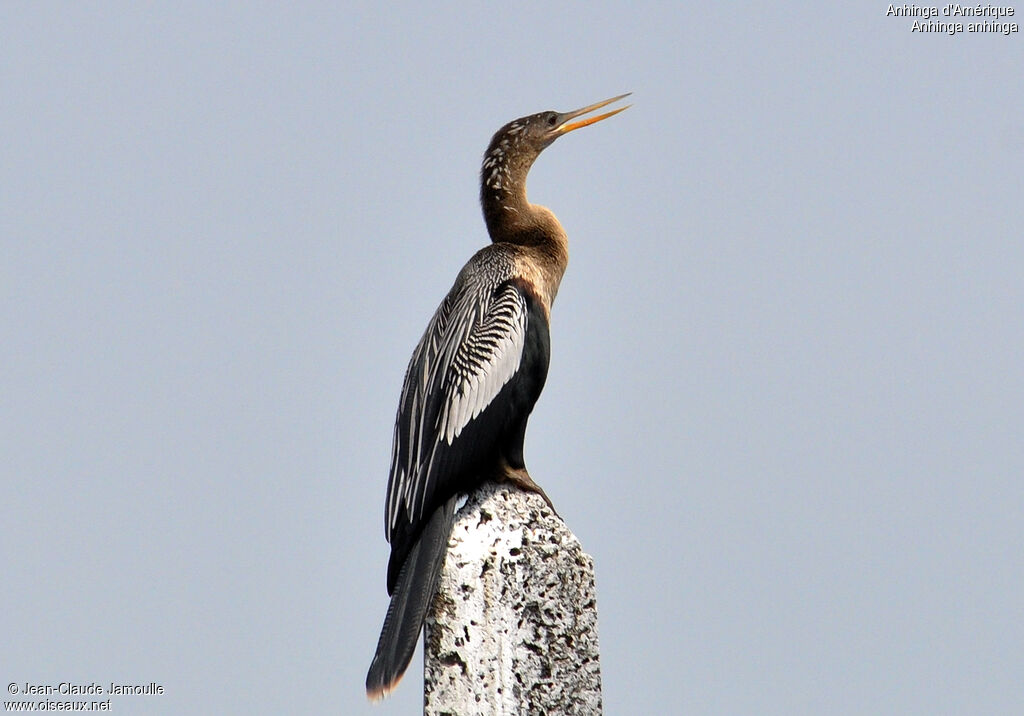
365, 495, 459, 700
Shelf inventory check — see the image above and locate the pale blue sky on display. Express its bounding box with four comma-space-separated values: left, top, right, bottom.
3, 3, 1022, 714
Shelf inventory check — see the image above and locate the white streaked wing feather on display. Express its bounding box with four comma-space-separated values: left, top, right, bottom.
384, 261, 528, 540
440, 286, 526, 444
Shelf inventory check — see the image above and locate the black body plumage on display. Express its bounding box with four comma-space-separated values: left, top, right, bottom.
365, 95, 629, 700
383, 245, 550, 592
365, 248, 550, 697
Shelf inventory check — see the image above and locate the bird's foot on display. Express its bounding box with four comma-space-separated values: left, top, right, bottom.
500, 466, 558, 516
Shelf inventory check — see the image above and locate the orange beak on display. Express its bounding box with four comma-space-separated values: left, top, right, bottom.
555, 93, 632, 134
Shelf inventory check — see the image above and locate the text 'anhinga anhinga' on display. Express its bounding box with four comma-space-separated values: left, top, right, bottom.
365, 94, 630, 700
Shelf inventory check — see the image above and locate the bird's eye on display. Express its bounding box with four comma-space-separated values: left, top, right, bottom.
547, 114, 558, 126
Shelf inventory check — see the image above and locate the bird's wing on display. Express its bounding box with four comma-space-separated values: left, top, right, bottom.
385, 277, 528, 541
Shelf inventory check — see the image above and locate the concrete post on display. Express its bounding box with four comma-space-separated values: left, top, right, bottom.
424, 482, 603, 715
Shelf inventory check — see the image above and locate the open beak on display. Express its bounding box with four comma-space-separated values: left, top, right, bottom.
554, 93, 632, 135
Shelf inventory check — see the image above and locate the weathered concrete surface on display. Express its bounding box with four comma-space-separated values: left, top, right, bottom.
424, 482, 602, 716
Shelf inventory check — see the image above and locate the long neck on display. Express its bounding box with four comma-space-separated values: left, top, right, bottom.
481, 141, 532, 239
481, 142, 566, 242
480, 160, 569, 307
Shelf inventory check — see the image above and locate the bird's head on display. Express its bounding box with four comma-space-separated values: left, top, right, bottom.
481, 93, 631, 195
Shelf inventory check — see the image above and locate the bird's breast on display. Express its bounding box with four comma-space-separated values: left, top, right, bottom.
511, 249, 565, 320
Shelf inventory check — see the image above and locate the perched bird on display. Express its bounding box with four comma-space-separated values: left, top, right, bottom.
365, 94, 630, 700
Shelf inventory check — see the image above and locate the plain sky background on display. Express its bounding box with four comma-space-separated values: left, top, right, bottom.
3, 3, 1022, 714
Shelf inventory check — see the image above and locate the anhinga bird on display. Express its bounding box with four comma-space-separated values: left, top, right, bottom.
365, 94, 630, 700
